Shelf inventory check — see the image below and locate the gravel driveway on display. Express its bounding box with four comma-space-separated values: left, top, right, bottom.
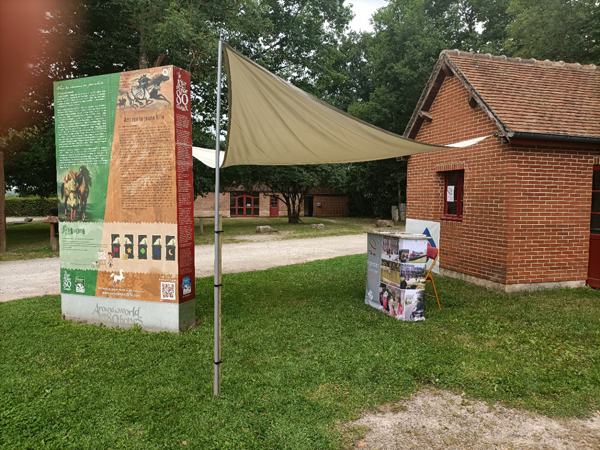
0, 234, 367, 302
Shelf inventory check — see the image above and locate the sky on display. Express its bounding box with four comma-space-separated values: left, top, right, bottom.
346, 0, 388, 33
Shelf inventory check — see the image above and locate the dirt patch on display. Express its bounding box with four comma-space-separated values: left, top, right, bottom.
349, 389, 600, 449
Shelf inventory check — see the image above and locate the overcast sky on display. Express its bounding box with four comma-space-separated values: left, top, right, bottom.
346, 0, 388, 33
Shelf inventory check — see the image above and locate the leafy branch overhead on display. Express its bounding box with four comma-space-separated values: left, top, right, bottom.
3, 0, 599, 209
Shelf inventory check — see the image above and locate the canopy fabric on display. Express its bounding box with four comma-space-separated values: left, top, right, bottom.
446, 135, 492, 148
192, 146, 224, 168
222, 44, 442, 168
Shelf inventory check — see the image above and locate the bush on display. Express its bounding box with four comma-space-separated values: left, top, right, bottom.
4, 197, 59, 217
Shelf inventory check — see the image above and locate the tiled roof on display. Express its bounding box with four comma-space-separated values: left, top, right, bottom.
405, 50, 600, 140
445, 50, 600, 138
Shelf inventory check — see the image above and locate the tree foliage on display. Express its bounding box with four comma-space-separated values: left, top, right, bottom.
3, 126, 57, 198
506, 0, 600, 64
2, 0, 353, 198
334, 159, 408, 218
4, 0, 599, 211
243, 165, 347, 223
346, 0, 512, 135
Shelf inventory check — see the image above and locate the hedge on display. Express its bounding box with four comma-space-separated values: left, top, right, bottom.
4, 197, 59, 217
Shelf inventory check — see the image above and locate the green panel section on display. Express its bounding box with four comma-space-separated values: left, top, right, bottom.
54, 73, 119, 223
60, 268, 98, 296
54, 72, 120, 294
59, 222, 105, 269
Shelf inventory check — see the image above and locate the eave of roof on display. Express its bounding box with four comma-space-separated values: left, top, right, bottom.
404, 50, 600, 145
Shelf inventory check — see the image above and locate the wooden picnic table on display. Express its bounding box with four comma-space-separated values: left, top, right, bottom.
43, 216, 59, 251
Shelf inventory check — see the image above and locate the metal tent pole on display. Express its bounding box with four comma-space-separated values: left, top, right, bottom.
214, 37, 223, 396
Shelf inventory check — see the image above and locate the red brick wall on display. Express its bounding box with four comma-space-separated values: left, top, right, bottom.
407, 75, 596, 286
313, 195, 349, 217
194, 193, 230, 217
195, 193, 349, 219
194, 193, 324, 218
504, 147, 592, 284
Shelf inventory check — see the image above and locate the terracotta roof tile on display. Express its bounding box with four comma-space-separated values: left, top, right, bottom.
443, 50, 600, 137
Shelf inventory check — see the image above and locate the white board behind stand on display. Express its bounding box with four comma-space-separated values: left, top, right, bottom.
406, 219, 440, 274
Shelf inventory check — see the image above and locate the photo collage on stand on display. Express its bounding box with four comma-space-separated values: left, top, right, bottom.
379, 235, 427, 321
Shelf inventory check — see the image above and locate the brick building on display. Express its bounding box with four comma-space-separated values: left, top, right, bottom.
193, 188, 349, 219
404, 50, 600, 291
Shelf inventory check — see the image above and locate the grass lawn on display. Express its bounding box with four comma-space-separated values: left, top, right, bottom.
1, 255, 599, 449
194, 217, 403, 245
0, 222, 59, 262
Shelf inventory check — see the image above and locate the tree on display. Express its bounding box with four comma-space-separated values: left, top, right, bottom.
332, 0, 513, 218
3, 0, 354, 198
346, 0, 512, 135
335, 159, 408, 218
245, 165, 346, 223
2, 126, 57, 198
506, 0, 600, 64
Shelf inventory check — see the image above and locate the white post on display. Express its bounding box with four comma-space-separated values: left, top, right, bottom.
214, 37, 223, 396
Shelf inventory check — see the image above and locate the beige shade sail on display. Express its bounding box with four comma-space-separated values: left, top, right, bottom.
192, 146, 224, 168
222, 44, 442, 168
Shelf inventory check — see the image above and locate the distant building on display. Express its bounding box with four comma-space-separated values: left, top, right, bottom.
404, 50, 600, 291
193, 187, 349, 218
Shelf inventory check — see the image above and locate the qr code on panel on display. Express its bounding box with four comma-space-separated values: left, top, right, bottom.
161, 282, 176, 300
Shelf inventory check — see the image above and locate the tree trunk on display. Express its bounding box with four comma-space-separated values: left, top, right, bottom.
288, 210, 301, 224
283, 194, 303, 224
153, 53, 166, 67
139, 49, 149, 69
398, 184, 402, 213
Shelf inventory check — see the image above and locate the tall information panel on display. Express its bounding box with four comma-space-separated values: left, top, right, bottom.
365, 232, 428, 321
54, 66, 196, 332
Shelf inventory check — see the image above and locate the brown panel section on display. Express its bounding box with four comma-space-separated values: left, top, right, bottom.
104, 67, 176, 224
97, 66, 181, 302
96, 271, 178, 303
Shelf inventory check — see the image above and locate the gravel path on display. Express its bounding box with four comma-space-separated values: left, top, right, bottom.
0, 234, 367, 302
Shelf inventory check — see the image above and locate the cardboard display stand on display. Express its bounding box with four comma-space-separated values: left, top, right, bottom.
365, 232, 429, 321
54, 66, 195, 332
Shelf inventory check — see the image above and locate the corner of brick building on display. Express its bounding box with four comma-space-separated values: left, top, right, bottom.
407, 76, 594, 288
407, 75, 511, 285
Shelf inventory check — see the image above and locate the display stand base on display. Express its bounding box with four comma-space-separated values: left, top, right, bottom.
61, 294, 196, 333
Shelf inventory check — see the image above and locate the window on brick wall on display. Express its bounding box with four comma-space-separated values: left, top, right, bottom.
443, 170, 464, 220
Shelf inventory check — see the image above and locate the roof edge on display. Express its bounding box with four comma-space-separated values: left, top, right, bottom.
442, 49, 599, 72
508, 131, 600, 144
443, 54, 511, 136
404, 51, 510, 140
403, 55, 448, 139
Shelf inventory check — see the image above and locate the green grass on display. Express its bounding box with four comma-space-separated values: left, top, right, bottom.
0, 222, 59, 262
1, 255, 599, 449
194, 217, 403, 245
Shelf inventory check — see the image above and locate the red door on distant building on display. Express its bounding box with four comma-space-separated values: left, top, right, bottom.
230, 193, 260, 217
588, 166, 600, 287
270, 196, 279, 217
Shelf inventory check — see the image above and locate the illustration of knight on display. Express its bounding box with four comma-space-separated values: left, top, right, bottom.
63, 170, 79, 221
